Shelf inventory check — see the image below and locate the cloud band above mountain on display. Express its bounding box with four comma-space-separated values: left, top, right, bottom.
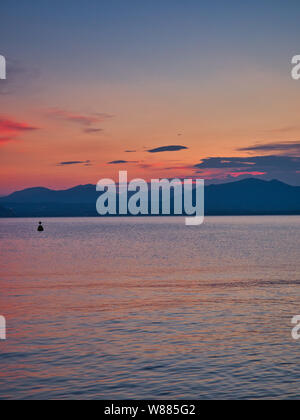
239, 141, 300, 155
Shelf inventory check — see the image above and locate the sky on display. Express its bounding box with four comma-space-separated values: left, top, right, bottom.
0, 0, 300, 194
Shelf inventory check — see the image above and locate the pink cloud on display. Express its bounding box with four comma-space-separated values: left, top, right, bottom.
195, 168, 266, 180
0, 136, 13, 144
46, 108, 113, 127
0, 117, 38, 135
0, 116, 38, 146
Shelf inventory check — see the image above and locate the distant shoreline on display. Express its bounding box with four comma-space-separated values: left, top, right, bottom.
1, 178, 299, 218
1, 213, 300, 219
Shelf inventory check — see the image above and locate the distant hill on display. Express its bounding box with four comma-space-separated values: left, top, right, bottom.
0, 178, 299, 217
205, 178, 300, 215
0, 205, 15, 217
0, 185, 97, 217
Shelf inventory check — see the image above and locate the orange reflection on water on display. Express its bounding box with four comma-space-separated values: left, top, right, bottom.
0, 217, 300, 399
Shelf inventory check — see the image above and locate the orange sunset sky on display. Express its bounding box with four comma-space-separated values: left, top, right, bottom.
1, 0, 300, 195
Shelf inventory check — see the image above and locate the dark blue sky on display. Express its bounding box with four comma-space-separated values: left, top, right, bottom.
2, 0, 300, 81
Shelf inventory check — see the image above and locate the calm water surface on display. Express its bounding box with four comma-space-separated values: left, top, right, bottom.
0, 216, 300, 400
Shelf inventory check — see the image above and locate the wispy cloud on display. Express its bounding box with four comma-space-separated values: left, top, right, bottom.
239, 141, 300, 156
0, 136, 13, 144
0, 116, 38, 145
46, 108, 113, 129
193, 155, 300, 184
0, 117, 38, 135
57, 160, 92, 166
148, 145, 188, 153
263, 126, 300, 134
84, 128, 104, 134
107, 160, 138, 165
164, 165, 194, 171
194, 155, 300, 170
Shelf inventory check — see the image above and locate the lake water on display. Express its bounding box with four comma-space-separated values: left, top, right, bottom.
0, 216, 300, 400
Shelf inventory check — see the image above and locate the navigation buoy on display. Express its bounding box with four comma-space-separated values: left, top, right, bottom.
37, 222, 44, 232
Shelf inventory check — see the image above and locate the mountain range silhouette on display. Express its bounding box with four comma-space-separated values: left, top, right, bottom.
0, 178, 299, 217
